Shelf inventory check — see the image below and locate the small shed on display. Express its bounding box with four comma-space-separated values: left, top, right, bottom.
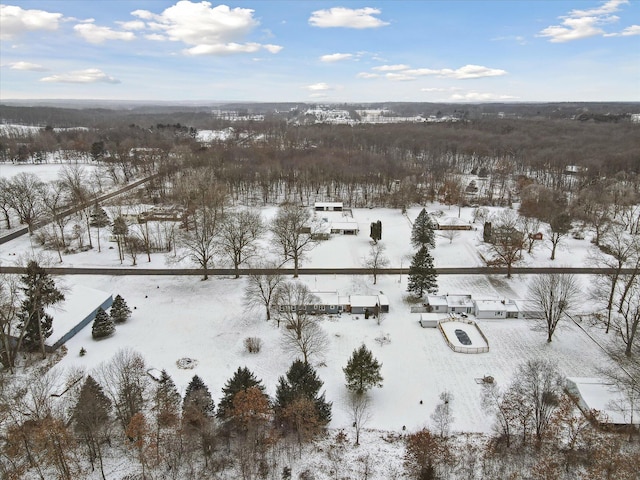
419, 313, 446, 328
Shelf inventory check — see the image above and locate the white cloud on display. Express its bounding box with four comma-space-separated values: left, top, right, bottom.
263, 44, 283, 54
185, 42, 281, 55
8, 61, 48, 71
309, 7, 389, 29
320, 53, 353, 62
538, 0, 631, 42
568, 0, 628, 18
444, 65, 507, 79
145, 33, 167, 41
0, 4, 63, 40
40, 68, 120, 84
357, 72, 380, 79
450, 91, 518, 101
372, 64, 410, 72
116, 20, 146, 31
377, 64, 507, 80
74, 22, 136, 44
386, 72, 415, 81
306, 83, 330, 91
131, 1, 281, 56
604, 24, 640, 36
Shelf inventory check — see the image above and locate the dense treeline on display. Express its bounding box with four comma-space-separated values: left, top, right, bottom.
2, 110, 638, 208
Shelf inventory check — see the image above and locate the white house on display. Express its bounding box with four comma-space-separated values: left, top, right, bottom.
426, 294, 474, 314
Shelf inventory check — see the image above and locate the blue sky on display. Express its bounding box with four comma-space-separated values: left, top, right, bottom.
1, 0, 639, 102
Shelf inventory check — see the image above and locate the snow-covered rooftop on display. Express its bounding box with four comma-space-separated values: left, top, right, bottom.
567, 377, 639, 425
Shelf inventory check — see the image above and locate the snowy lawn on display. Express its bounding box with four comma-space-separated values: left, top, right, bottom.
49, 272, 611, 436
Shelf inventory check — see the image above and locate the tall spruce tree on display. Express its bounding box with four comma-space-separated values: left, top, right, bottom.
407, 245, 438, 298
217, 366, 265, 419
73, 375, 111, 479
183, 375, 214, 426
275, 359, 332, 425
110, 294, 131, 324
92, 307, 115, 339
154, 370, 181, 429
17, 260, 64, 356
343, 344, 383, 395
411, 208, 436, 249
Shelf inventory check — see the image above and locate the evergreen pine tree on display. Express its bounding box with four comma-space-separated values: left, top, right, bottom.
110, 294, 131, 324
74, 375, 112, 432
155, 370, 181, 429
92, 307, 115, 339
73, 375, 111, 476
343, 344, 383, 395
183, 375, 214, 425
217, 366, 265, 419
411, 208, 436, 249
90, 203, 110, 227
275, 359, 332, 424
17, 260, 65, 353
407, 245, 438, 298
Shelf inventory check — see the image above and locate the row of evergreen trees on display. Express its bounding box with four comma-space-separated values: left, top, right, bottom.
74, 360, 332, 444
407, 208, 438, 298
92, 295, 131, 339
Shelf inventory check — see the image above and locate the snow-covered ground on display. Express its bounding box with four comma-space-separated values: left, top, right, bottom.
45, 270, 607, 436
2, 199, 617, 435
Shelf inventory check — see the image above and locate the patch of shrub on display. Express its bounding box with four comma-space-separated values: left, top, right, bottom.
244, 337, 262, 353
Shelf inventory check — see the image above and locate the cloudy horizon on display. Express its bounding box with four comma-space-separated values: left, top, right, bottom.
1, 0, 638, 103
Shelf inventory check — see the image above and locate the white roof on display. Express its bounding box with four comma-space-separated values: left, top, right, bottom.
313, 291, 340, 305
331, 221, 359, 230
474, 300, 507, 312
446, 295, 474, 307
315, 201, 343, 208
567, 377, 640, 425
46, 285, 112, 346
378, 294, 389, 306
427, 295, 448, 306
350, 295, 380, 307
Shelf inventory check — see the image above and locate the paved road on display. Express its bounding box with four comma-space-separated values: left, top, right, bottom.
0, 172, 161, 245
0, 265, 636, 276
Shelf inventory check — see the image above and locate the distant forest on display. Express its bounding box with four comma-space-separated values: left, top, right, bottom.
1, 102, 638, 210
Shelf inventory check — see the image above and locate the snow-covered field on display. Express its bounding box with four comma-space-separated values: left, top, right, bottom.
2, 198, 615, 435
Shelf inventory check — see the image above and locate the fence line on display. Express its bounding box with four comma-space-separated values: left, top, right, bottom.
438, 318, 490, 354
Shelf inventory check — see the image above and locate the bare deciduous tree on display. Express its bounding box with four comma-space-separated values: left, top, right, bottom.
528, 273, 580, 343
178, 207, 219, 280
364, 242, 389, 285
97, 348, 149, 433
8, 172, 46, 233
509, 358, 565, 443
430, 391, 454, 438
275, 281, 328, 363
486, 209, 524, 278
218, 208, 264, 278
244, 260, 285, 322
271, 204, 317, 278
347, 393, 372, 446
